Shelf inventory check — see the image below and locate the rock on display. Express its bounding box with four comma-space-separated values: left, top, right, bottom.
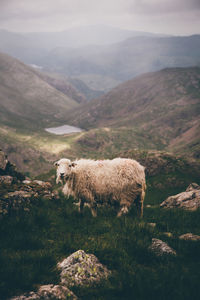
58, 250, 111, 287
0, 175, 14, 185
179, 233, 200, 241
186, 183, 200, 192
10, 284, 77, 300
160, 183, 200, 211
10, 291, 40, 300
149, 238, 176, 256
163, 232, 173, 238
33, 180, 52, 189
0, 150, 7, 171
4, 190, 34, 201
23, 180, 32, 185
0, 178, 58, 215
147, 223, 156, 228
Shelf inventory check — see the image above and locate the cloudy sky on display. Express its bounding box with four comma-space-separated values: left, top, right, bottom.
0, 0, 200, 35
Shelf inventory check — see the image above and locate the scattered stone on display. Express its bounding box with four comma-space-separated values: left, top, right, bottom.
147, 222, 156, 228
23, 180, 32, 185
58, 250, 111, 287
160, 183, 200, 211
163, 232, 173, 238
149, 238, 176, 256
179, 233, 200, 241
0, 175, 14, 185
10, 284, 77, 300
33, 180, 52, 189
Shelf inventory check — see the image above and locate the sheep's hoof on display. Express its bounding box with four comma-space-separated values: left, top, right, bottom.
117, 206, 129, 217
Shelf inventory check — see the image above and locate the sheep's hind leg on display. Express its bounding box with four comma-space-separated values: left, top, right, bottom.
135, 191, 145, 218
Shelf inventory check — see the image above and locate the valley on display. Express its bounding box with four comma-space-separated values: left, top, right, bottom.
0, 24, 200, 300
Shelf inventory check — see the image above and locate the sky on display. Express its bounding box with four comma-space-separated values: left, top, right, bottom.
0, 0, 200, 35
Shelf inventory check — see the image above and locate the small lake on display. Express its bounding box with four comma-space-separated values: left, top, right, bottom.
45, 124, 83, 135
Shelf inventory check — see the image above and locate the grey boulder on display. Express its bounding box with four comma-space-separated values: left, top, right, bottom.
58, 250, 111, 287
160, 183, 200, 211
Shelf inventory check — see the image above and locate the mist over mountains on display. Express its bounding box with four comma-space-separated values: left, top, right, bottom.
1, 25, 200, 93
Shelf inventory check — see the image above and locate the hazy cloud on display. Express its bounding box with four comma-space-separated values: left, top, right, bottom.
0, 0, 200, 35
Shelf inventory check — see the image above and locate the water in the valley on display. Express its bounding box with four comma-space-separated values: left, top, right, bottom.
45, 125, 83, 135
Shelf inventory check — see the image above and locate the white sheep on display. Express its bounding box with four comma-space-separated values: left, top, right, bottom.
54, 158, 146, 217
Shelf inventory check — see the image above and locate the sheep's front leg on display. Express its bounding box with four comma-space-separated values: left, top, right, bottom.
90, 203, 97, 217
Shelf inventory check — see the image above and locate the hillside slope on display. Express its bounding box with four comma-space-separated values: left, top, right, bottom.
0, 52, 78, 129
66, 67, 200, 157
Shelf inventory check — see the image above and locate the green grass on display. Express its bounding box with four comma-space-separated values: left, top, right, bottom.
0, 187, 200, 300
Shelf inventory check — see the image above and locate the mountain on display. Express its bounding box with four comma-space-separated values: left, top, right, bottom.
1, 28, 199, 93
0, 52, 78, 130
65, 67, 200, 158
0, 26, 163, 57
43, 35, 200, 78
34, 35, 200, 92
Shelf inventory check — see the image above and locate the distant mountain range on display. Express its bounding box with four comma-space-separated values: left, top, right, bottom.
0, 26, 200, 93
66, 67, 200, 158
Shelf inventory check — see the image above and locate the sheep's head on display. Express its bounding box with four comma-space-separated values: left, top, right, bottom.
54, 158, 76, 184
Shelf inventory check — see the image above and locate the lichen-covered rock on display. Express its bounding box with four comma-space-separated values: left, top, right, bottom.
10, 284, 77, 300
179, 233, 200, 241
149, 238, 176, 256
160, 183, 200, 211
58, 250, 111, 287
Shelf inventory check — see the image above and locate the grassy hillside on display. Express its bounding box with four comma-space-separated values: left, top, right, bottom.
1, 155, 200, 299
66, 67, 200, 158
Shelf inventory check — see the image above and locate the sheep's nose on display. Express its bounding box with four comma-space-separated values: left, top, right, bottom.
60, 173, 64, 178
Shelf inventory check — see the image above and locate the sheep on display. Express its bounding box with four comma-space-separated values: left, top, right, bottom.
54, 158, 146, 217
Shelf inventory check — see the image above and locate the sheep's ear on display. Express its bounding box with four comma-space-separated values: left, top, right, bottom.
69, 162, 77, 168
54, 161, 58, 167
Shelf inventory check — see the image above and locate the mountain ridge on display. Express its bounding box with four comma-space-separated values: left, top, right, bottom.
65, 67, 200, 158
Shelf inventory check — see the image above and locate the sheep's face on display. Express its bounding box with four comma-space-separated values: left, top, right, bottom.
54, 158, 76, 184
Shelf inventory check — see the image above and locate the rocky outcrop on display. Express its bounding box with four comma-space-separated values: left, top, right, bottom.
0, 149, 8, 171
10, 284, 77, 300
149, 238, 176, 256
58, 250, 111, 287
0, 179, 58, 215
179, 233, 200, 241
0, 149, 25, 181
160, 183, 200, 211
0, 150, 58, 215
11, 250, 111, 299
